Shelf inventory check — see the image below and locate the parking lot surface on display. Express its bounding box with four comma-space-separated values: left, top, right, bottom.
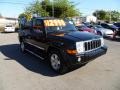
0, 33, 120, 90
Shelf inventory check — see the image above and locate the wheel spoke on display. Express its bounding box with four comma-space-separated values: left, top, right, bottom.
50, 54, 61, 70
51, 56, 55, 61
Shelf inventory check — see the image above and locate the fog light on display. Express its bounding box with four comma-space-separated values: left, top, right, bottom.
78, 57, 81, 62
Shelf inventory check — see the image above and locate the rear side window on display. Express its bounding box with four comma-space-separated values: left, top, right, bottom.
101, 24, 109, 28
32, 19, 44, 34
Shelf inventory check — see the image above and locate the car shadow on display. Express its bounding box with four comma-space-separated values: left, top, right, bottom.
0, 44, 59, 77
104, 37, 120, 42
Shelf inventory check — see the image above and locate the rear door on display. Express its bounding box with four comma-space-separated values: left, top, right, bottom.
26, 19, 47, 59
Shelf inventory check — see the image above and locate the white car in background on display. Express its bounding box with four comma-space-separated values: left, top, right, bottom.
4, 25, 15, 32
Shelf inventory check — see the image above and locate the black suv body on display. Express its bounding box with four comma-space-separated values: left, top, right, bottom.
18, 17, 107, 73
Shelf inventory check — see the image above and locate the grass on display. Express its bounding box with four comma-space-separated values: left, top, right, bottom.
0, 27, 4, 32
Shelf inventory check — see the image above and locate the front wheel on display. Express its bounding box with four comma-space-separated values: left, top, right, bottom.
49, 50, 68, 74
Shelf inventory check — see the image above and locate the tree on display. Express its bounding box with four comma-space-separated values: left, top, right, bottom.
47, 0, 80, 18
18, 13, 32, 21
93, 10, 106, 20
93, 10, 120, 22
19, 0, 80, 19
110, 11, 120, 21
25, 0, 49, 17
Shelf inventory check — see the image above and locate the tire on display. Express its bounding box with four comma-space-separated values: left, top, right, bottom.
97, 31, 102, 36
20, 41, 26, 53
49, 50, 68, 74
112, 32, 116, 40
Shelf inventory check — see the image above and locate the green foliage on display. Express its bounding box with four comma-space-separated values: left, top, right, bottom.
111, 11, 120, 21
18, 13, 32, 21
49, 0, 80, 18
93, 10, 120, 22
25, 0, 49, 17
18, 0, 80, 19
93, 10, 106, 20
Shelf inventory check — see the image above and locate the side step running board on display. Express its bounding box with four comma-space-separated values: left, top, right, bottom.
25, 49, 44, 60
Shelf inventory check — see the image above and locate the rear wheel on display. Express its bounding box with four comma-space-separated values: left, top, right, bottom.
97, 31, 102, 36
20, 41, 25, 52
49, 50, 68, 74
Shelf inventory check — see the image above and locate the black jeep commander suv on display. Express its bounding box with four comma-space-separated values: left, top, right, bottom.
18, 17, 107, 74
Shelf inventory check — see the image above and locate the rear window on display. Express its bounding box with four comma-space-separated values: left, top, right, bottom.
6, 25, 13, 27
114, 23, 120, 27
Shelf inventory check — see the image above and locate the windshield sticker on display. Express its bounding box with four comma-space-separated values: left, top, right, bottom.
44, 20, 66, 26
55, 33, 65, 36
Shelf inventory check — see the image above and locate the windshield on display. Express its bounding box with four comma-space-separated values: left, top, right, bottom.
96, 25, 103, 28
109, 25, 118, 29
44, 19, 77, 32
114, 23, 120, 27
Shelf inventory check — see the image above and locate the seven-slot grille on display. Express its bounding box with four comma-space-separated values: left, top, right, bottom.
84, 39, 101, 51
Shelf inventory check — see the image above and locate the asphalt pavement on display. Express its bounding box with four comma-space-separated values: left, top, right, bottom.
0, 33, 120, 90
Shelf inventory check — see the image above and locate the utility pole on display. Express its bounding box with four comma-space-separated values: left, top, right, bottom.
96, 11, 98, 19
109, 11, 111, 23
52, 0, 54, 17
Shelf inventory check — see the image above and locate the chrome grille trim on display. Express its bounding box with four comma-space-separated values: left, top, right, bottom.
84, 39, 101, 51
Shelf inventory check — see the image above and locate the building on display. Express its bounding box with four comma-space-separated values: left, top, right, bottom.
85, 15, 97, 23
71, 15, 97, 26
0, 17, 18, 27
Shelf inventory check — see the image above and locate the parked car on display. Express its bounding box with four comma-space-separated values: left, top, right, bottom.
101, 23, 119, 38
92, 25, 114, 37
114, 22, 120, 28
101, 23, 118, 32
76, 25, 96, 34
113, 22, 120, 37
4, 24, 15, 32
18, 17, 107, 74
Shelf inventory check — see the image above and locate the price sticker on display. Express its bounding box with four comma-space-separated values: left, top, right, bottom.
44, 19, 66, 26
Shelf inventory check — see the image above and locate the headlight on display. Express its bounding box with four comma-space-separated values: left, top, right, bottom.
100, 38, 104, 46
76, 42, 84, 53
116, 29, 119, 31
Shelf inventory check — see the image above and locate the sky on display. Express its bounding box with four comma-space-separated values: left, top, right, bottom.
0, 0, 119, 18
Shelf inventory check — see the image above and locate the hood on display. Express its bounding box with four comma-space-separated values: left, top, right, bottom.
49, 31, 101, 42
104, 29, 113, 34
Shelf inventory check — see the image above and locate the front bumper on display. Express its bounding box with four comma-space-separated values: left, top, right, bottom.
62, 45, 107, 67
